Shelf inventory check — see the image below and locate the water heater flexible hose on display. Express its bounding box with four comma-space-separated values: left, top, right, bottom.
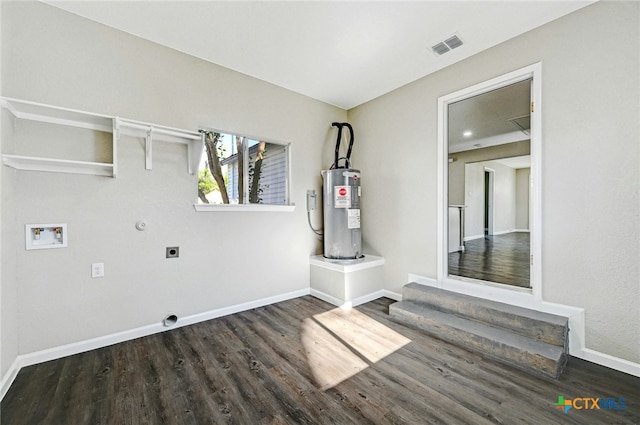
331, 122, 354, 169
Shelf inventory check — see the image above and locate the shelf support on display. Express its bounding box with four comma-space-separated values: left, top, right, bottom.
112, 118, 119, 177
146, 127, 153, 170
2, 97, 202, 177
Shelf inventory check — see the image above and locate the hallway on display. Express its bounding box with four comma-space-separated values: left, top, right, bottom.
448, 232, 530, 288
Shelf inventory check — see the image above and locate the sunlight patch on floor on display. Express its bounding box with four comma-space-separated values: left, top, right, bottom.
301, 307, 411, 391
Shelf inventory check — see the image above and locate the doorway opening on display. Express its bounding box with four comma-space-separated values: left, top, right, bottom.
484, 168, 494, 236
437, 63, 542, 298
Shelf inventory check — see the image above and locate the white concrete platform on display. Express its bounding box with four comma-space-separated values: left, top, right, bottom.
309, 255, 385, 307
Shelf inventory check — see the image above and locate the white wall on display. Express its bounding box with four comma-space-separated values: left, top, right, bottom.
1, 2, 345, 356
464, 160, 517, 238
448, 141, 529, 205
1, 0, 21, 391
349, 1, 639, 363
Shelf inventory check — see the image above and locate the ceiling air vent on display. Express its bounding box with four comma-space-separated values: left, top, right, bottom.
509, 115, 531, 136
431, 35, 464, 56
444, 35, 463, 50
432, 42, 450, 55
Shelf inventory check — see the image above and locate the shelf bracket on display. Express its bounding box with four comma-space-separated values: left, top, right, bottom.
146, 127, 153, 170
112, 118, 119, 178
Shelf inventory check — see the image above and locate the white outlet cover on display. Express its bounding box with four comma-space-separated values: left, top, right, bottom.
91, 262, 104, 278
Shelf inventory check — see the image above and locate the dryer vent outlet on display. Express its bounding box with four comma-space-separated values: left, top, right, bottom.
163, 314, 178, 327
166, 247, 179, 258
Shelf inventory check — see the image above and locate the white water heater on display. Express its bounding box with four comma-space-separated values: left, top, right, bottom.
322, 168, 362, 260
321, 122, 363, 261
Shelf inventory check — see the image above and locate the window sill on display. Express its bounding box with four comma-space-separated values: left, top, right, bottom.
193, 204, 296, 212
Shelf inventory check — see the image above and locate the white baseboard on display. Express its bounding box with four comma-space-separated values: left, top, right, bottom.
309, 288, 401, 309
382, 289, 402, 301
464, 230, 530, 242
0, 288, 310, 402
0, 357, 21, 402
573, 348, 640, 377
406, 273, 639, 378
309, 288, 344, 307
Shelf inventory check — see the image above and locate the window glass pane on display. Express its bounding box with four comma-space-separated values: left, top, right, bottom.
198, 132, 236, 204
198, 131, 288, 206
248, 141, 288, 205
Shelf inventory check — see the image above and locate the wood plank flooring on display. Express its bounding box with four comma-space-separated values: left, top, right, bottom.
2, 296, 638, 424
448, 232, 531, 288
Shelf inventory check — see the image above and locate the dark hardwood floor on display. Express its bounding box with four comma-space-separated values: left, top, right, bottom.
2, 296, 638, 424
448, 232, 531, 288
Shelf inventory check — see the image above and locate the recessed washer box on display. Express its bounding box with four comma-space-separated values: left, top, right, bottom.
25, 223, 67, 250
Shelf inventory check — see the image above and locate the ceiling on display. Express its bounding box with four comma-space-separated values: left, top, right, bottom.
44, 1, 595, 110
494, 155, 531, 170
448, 79, 532, 153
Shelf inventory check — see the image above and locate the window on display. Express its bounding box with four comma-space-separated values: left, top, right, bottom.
196, 130, 291, 208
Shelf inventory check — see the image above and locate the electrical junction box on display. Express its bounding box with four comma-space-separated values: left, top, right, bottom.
25, 223, 67, 250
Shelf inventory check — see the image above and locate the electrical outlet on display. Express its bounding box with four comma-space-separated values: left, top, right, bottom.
166, 247, 179, 258
91, 262, 104, 278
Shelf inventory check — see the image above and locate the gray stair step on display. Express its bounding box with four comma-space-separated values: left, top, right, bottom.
389, 300, 567, 379
402, 282, 568, 347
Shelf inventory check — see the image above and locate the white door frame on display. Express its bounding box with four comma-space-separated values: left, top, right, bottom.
484, 167, 495, 236
437, 62, 542, 301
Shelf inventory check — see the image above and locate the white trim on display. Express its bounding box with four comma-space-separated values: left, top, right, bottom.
177, 288, 309, 327
573, 348, 640, 377
0, 357, 21, 402
382, 289, 402, 302
310, 288, 345, 307
437, 62, 542, 300
2, 155, 115, 176
309, 254, 385, 273
0, 288, 310, 402
346, 289, 401, 308
529, 64, 543, 301
194, 203, 296, 212
0, 96, 113, 132
464, 229, 528, 241
309, 288, 401, 310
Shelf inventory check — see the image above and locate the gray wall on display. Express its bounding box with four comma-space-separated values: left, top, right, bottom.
1, 1, 345, 358
349, 1, 639, 362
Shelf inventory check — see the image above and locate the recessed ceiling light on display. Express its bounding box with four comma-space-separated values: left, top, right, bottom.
463, 130, 473, 137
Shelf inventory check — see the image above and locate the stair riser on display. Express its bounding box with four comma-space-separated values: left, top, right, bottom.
402, 286, 567, 347
389, 305, 566, 379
